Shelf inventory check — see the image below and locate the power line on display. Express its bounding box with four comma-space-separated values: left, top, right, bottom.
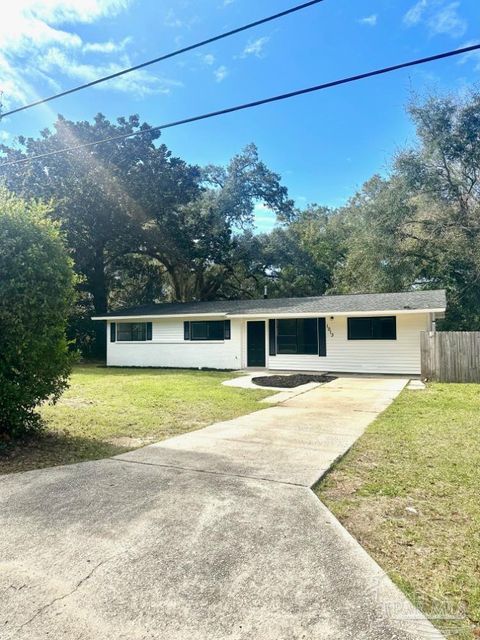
0, 0, 325, 119
1, 43, 479, 170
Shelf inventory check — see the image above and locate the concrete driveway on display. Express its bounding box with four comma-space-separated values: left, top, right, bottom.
0, 377, 443, 640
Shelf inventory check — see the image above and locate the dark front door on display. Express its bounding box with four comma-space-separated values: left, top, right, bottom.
247, 321, 266, 367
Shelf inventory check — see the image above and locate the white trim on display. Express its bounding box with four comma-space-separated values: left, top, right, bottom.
95, 313, 227, 321
227, 308, 446, 319
113, 340, 226, 345
95, 307, 445, 321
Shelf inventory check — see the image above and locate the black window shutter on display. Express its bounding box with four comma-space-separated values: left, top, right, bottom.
318, 318, 327, 356
184, 321, 191, 340
269, 319, 277, 356
110, 322, 116, 342
146, 322, 153, 341
224, 320, 231, 340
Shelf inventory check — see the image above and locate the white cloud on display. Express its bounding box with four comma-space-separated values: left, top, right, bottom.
403, 0, 467, 37
254, 202, 273, 213
253, 202, 276, 230
201, 53, 216, 66
214, 65, 229, 82
0, 53, 31, 106
164, 8, 199, 30
83, 37, 132, 54
23, 0, 131, 25
37, 47, 182, 97
358, 14, 377, 27
404, 0, 428, 26
0, 1, 180, 109
0, 1, 130, 54
457, 40, 480, 70
428, 2, 466, 37
241, 36, 270, 59
164, 8, 184, 28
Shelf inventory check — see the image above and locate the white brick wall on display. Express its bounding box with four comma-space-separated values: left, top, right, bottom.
107, 317, 243, 369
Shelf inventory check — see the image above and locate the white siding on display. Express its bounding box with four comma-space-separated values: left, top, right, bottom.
106, 312, 430, 374
152, 319, 184, 342
107, 317, 243, 369
268, 313, 430, 375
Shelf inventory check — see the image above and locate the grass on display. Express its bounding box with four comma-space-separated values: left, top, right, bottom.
0, 364, 271, 475
316, 383, 480, 639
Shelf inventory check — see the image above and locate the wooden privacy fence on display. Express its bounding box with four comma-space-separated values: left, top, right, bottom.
420, 331, 480, 382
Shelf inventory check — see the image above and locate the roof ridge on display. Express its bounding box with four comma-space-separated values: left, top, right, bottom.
112, 288, 446, 310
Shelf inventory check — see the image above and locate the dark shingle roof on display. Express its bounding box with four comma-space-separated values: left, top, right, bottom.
94, 289, 446, 319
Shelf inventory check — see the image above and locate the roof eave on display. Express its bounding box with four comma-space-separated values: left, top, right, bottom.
92, 307, 446, 321
227, 307, 446, 318
91, 312, 229, 321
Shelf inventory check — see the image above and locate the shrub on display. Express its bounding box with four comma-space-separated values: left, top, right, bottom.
0, 189, 76, 440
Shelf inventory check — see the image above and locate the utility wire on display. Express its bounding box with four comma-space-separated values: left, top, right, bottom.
1, 43, 479, 170
0, 0, 325, 119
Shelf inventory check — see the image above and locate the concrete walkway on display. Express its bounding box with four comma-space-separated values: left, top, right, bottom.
0, 377, 443, 640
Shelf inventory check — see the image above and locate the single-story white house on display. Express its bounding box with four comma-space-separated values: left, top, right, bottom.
92, 290, 446, 375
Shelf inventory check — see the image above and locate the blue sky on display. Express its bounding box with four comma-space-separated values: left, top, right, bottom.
0, 0, 479, 231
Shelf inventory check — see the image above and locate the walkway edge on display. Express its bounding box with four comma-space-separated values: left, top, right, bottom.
308, 490, 445, 639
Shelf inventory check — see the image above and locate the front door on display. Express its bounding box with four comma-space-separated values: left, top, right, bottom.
247, 321, 266, 367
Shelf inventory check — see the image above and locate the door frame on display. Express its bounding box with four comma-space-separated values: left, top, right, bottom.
244, 320, 268, 368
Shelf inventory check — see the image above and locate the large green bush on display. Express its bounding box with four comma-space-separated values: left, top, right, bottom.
0, 189, 76, 440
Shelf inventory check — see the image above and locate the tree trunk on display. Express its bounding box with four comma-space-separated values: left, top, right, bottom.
91, 247, 108, 360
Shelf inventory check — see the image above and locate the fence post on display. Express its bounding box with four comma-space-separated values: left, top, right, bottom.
420, 331, 435, 381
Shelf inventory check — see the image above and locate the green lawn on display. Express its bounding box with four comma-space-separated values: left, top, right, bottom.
0, 364, 270, 475
316, 383, 480, 639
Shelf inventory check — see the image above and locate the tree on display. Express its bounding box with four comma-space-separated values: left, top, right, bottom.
261, 205, 346, 297
0, 113, 201, 355
330, 176, 422, 294
0, 189, 76, 440
135, 143, 295, 301
330, 92, 480, 328
395, 93, 480, 328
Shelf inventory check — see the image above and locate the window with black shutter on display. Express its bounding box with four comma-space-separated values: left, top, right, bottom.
276, 318, 318, 354
189, 321, 226, 341
116, 322, 150, 341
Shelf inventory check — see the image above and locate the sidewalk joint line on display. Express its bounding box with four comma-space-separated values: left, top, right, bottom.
108, 456, 310, 488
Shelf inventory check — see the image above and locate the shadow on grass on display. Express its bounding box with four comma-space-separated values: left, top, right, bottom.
0, 432, 130, 475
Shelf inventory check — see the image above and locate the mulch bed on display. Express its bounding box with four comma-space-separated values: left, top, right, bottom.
251, 374, 336, 388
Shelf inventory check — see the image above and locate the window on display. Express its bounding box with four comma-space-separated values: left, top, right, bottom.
184, 320, 230, 341
116, 322, 151, 342
277, 318, 318, 354
347, 316, 396, 340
